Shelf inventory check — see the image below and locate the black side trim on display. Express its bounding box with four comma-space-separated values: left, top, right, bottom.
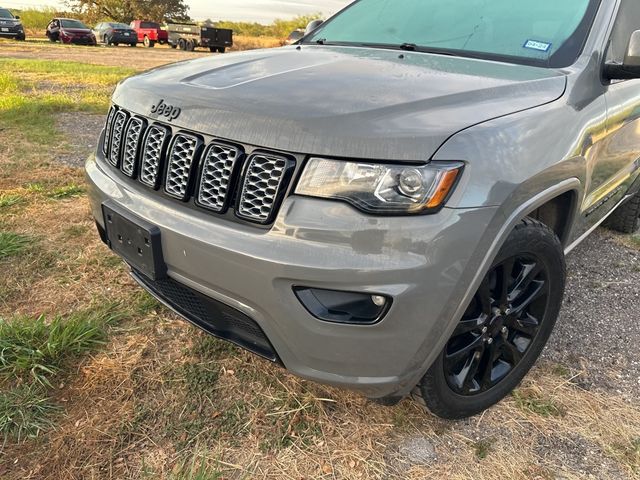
131, 271, 280, 363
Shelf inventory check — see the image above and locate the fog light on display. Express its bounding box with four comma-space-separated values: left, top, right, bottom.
371, 295, 387, 307
294, 287, 391, 325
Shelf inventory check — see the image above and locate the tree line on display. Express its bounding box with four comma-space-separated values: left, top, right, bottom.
14, 1, 321, 38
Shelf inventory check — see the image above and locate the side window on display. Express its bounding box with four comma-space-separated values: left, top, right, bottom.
606, 0, 640, 63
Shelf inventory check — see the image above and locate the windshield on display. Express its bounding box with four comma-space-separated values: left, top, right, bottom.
61, 19, 88, 29
307, 0, 601, 67
0, 8, 14, 18
109, 23, 130, 29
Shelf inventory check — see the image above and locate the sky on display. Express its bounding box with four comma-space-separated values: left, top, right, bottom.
1, 0, 350, 23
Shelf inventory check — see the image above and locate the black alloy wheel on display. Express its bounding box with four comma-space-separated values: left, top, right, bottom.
443, 254, 549, 395
415, 218, 566, 419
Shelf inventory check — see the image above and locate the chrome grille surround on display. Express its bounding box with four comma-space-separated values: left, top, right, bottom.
108, 110, 128, 167
102, 106, 117, 157
196, 142, 243, 213
139, 125, 169, 189
237, 154, 290, 224
121, 117, 146, 177
164, 134, 200, 200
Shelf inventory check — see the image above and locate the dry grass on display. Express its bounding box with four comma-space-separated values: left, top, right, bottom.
1, 43, 639, 480
230, 35, 283, 51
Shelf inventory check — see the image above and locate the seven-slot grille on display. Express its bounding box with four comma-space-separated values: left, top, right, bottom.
101, 107, 293, 224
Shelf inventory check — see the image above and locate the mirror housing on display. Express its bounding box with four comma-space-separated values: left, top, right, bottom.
305, 20, 323, 36
15, 15, 20, 19
604, 30, 640, 80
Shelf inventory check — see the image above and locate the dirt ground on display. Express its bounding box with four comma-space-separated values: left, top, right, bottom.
0, 39, 213, 70
1, 40, 639, 480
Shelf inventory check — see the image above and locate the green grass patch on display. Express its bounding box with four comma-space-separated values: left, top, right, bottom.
0, 383, 59, 443
0, 194, 24, 209
131, 290, 163, 317
549, 363, 571, 378
62, 224, 90, 239
629, 234, 640, 250
0, 59, 137, 87
0, 60, 131, 145
0, 302, 124, 386
513, 389, 565, 417
0, 232, 34, 259
611, 437, 640, 472
473, 437, 495, 460
47, 184, 85, 199
170, 453, 224, 480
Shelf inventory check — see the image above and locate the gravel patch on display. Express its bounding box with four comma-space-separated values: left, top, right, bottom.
55, 113, 105, 168
544, 228, 640, 401
397, 436, 438, 465
534, 433, 629, 480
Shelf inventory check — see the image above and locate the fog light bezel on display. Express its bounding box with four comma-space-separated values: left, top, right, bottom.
293, 286, 392, 325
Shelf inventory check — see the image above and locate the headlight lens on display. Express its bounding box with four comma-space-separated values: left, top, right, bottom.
295, 158, 463, 214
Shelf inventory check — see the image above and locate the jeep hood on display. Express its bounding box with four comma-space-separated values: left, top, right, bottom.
113, 46, 566, 161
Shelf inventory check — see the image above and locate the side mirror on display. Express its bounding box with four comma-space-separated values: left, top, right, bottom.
15, 15, 20, 19
305, 20, 323, 36
604, 30, 640, 80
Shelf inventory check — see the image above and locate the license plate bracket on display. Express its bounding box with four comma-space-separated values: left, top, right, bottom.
102, 202, 166, 280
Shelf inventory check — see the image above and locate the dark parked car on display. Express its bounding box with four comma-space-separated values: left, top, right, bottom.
0, 7, 25, 41
93, 22, 137, 47
46, 18, 96, 45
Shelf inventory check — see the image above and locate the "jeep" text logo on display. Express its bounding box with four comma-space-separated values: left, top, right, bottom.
150, 100, 181, 121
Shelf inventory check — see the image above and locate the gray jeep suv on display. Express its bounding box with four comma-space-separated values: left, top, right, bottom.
86, 0, 640, 419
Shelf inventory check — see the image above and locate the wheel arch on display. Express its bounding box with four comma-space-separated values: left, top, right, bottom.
394, 178, 582, 399
524, 189, 579, 246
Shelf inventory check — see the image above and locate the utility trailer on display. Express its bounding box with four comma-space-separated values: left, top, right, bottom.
166, 22, 232, 53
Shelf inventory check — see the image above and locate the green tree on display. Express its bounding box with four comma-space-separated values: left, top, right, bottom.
65, 0, 190, 24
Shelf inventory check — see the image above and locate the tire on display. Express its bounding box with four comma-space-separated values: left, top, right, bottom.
218, 47, 226, 53
143, 36, 155, 48
113, 42, 119, 47
129, 43, 136, 47
209, 46, 216, 53
603, 193, 640, 234
16, 34, 25, 41
48, 33, 56, 43
178, 38, 186, 50
186, 40, 195, 51
414, 217, 566, 419
105, 35, 113, 46
170, 43, 177, 49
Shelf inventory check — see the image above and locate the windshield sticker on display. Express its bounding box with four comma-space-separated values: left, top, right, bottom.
523, 40, 552, 52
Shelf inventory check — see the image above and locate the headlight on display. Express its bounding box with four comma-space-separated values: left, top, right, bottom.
295, 158, 463, 215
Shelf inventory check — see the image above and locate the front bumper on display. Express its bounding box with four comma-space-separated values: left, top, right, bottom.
86, 153, 500, 398
0, 26, 23, 37
62, 35, 96, 45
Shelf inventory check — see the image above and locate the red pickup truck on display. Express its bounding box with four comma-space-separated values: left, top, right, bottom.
129, 20, 168, 47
